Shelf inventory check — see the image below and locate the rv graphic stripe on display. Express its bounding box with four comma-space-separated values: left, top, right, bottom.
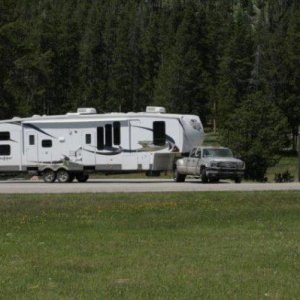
23, 123, 56, 138
7, 121, 56, 138
82, 145, 169, 156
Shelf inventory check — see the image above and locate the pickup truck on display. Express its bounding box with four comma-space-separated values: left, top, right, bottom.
174, 146, 245, 183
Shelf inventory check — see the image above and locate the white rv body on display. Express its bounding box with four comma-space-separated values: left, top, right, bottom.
0, 107, 204, 180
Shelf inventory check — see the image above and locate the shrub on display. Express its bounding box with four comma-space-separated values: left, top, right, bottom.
220, 92, 289, 181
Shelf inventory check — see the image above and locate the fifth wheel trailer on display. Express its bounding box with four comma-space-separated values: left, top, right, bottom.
0, 106, 204, 183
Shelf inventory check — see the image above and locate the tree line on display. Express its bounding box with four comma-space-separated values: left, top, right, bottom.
1, 0, 299, 179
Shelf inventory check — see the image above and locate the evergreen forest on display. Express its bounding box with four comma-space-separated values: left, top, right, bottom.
1, 0, 300, 179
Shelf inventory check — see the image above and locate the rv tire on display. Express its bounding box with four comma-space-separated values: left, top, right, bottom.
76, 173, 89, 183
68, 173, 75, 183
42, 169, 56, 183
57, 169, 70, 183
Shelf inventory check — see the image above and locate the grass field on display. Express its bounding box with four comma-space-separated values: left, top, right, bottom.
1, 192, 300, 299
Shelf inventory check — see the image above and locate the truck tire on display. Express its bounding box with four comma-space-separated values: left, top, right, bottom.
235, 177, 242, 183
76, 173, 89, 183
200, 168, 208, 183
42, 169, 56, 183
210, 178, 219, 183
57, 169, 70, 183
173, 168, 186, 182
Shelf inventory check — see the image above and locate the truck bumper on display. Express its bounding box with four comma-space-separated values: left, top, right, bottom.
206, 168, 244, 179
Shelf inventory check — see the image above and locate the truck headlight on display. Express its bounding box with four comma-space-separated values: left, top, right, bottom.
238, 162, 245, 169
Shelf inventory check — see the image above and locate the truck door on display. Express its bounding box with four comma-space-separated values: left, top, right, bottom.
193, 148, 202, 175
186, 148, 201, 175
186, 148, 196, 174
25, 131, 38, 164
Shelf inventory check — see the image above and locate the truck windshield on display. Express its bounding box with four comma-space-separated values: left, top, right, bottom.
203, 148, 233, 158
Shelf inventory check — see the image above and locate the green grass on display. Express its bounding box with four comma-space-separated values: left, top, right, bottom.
1, 192, 300, 299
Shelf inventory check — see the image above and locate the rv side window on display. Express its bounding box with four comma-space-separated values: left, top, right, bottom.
97, 127, 104, 150
86, 134, 91, 145
29, 135, 35, 145
105, 124, 112, 147
153, 121, 166, 146
113, 122, 121, 145
42, 140, 52, 148
0, 145, 11, 156
0, 132, 10, 141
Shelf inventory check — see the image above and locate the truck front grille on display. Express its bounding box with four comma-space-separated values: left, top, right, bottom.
217, 162, 237, 169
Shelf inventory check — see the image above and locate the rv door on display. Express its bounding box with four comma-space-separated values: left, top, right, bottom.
129, 120, 150, 170
25, 132, 38, 164
81, 130, 96, 166
39, 137, 53, 164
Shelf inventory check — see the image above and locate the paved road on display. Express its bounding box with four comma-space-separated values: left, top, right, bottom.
0, 179, 300, 194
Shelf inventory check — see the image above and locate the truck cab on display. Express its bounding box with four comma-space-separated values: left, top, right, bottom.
174, 146, 245, 183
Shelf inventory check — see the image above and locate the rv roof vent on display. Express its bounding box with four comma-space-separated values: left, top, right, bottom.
66, 113, 79, 116
32, 114, 41, 118
77, 107, 97, 114
146, 106, 166, 113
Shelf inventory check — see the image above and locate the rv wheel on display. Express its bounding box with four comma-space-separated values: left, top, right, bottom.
68, 173, 75, 183
76, 173, 89, 183
42, 169, 56, 183
57, 169, 70, 183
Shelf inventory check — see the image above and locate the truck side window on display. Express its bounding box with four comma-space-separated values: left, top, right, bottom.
105, 124, 112, 147
113, 122, 121, 145
190, 149, 196, 157
97, 127, 104, 150
0, 132, 10, 141
42, 140, 52, 148
0, 145, 10, 155
196, 150, 201, 158
153, 121, 166, 146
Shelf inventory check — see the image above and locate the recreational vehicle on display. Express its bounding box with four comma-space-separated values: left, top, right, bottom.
0, 106, 204, 183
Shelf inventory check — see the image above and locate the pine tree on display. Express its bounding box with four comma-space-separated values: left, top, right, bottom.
216, 6, 254, 129
107, 1, 144, 112
139, 5, 162, 109
76, 2, 107, 112
154, 2, 208, 119
259, 1, 300, 149
0, 0, 18, 119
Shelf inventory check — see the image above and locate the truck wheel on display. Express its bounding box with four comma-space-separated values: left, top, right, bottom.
76, 173, 89, 183
57, 169, 70, 183
201, 168, 208, 183
235, 177, 242, 183
210, 178, 219, 183
68, 173, 75, 183
42, 169, 56, 183
173, 169, 186, 182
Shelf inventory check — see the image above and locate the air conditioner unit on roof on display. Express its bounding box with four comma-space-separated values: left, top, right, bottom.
77, 108, 97, 114
146, 106, 166, 113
